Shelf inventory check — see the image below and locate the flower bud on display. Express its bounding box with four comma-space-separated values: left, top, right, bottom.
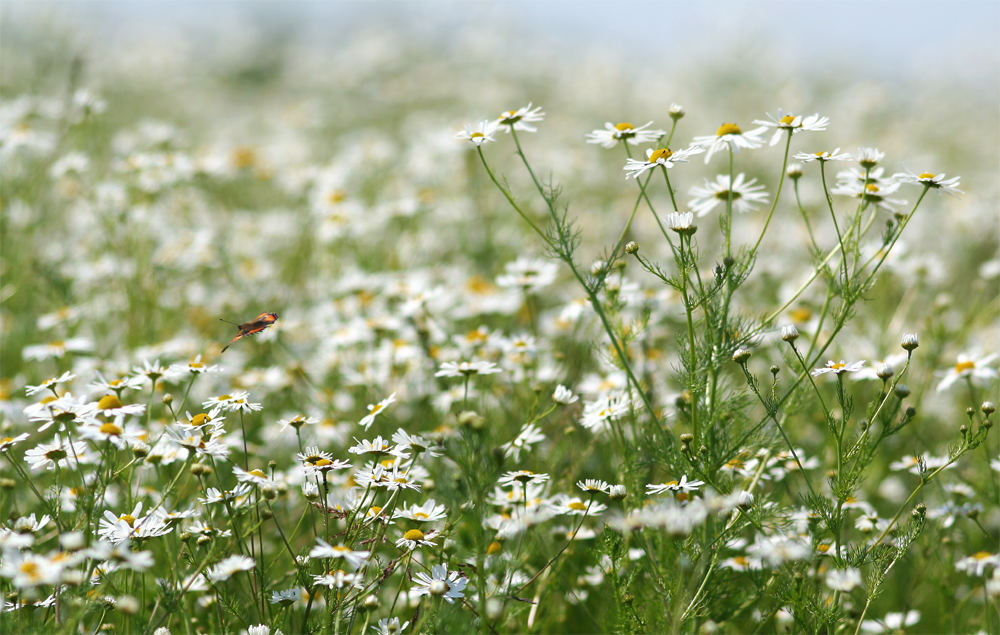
901, 333, 919, 352
731, 347, 751, 364
624, 241, 639, 255
780, 325, 799, 343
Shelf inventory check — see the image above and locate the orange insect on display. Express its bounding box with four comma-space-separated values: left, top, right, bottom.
220, 312, 279, 353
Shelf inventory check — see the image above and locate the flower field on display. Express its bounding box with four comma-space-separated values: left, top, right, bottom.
1, 4, 998, 634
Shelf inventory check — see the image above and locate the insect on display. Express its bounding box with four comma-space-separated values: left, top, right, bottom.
220, 312, 279, 353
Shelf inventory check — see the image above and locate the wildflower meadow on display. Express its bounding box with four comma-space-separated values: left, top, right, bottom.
1, 3, 998, 634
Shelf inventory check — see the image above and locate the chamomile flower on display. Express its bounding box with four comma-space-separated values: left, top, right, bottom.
394, 499, 447, 523
0, 433, 29, 452
167, 355, 222, 378
955, 551, 1000, 577
496, 257, 558, 290
313, 569, 363, 589
893, 170, 963, 196
93, 394, 146, 417
688, 173, 769, 217
691, 122, 767, 163
496, 103, 545, 132
586, 121, 665, 149
825, 567, 863, 591
24, 434, 93, 471
359, 392, 397, 429
860, 610, 920, 633
456, 120, 498, 146
206, 555, 255, 582
580, 392, 631, 433
90, 373, 145, 394
552, 384, 579, 405
645, 475, 706, 496
831, 178, 906, 213
856, 147, 885, 168
395, 528, 438, 551
794, 148, 852, 162
811, 360, 866, 376
411, 564, 468, 603
502, 422, 545, 460
551, 495, 606, 516
498, 470, 550, 487
622, 144, 705, 179
372, 617, 410, 635
308, 539, 370, 569
752, 110, 829, 146
576, 479, 611, 495
936, 352, 998, 391
435, 360, 502, 377
233, 466, 277, 488
348, 435, 394, 456
21, 337, 93, 361
25, 371, 76, 396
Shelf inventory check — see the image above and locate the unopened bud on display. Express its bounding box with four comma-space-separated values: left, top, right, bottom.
901, 333, 919, 352
732, 347, 751, 364
780, 325, 799, 342
624, 241, 639, 255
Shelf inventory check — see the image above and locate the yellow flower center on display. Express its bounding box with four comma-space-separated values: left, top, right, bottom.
191, 413, 211, 426
315, 458, 332, 467
99, 422, 123, 436
248, 469, 267, 479
231, 146, 256, 169
779, 114, 797, 125
41, 396, 58, 405
865, 184, 880, 193
955, 360, 975, 373
19, 562, 39, 576
614, 122, 635, 131
49, 340, 65, 348
664, 480, 679, 488
119, 514, 136, 527
790, 308, 812, 322
918, 172, 936, 179
716, 123, 742, 136
189, 362, 204, 369
414, 511, 428, 519
817, 543, 831, 553
487, 541, 502, 555
98, 394, 123, 410
403, 529, 425, 541
109, 379, 123, 387
733, 556, 749, 566
470, 132, 484, 138
1, 437, 12, 444
568, 501, 588, 511
831, 362, 846, 370
974, 551, 993, 560
648, 148, 673, 163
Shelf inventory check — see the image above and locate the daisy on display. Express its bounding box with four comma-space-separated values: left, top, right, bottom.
691, 122, 767, 163
645, 475, 706, 496
811, 360, 866, 376
93, 394, 146, 418
394, 499, 448, 523
745, 533, 811, 566
825, 567, 863, 591
586, 121, 665, 149
667, 211, 696, 234
233, 466, 277, 488
269, 588, 298, 606
391, 428, 441, 457
24, 434, 93, 471
395, 528, 438, 551
496, 103, 545, 132
278, 413, 318, 432
832, 174, 905, 213
97, 502, 171, 544
206, 555, 255, 582
550, 495, 606, 516
348, 435, 394, 456
580, 393, 631, 433
360, 392, 397, 429
752, 110, 829, 146
198, 484, 253, 506
498, 470, 550, 487
434, 360, 502, 378
308, 539, 371, 569
297, 447, 352, 475
856, 147, 885, 168
576, 479, 611, 495
688, 173, 769, 217
0, 433, 29, 453
552, 384, 578, 405
622, 144, 705, 179
77, 416, 138, 450
21, 337, 93, 361
456, 120, 498, 146
794, 148, 852, 163
167, 355, 222, 379
892, 170, 963, 195
372, 617, 410, 635
955, 551, 1000, 577
496, 257, 558, 290
860, 610, 920, 633
313, 569, 363, 589
132, 359, 169, 384
90, 373, 145, 394
936, 352, 998, 391
25, 371, 75, 396
501, 422, 545, 460
411, 564, 468, 603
